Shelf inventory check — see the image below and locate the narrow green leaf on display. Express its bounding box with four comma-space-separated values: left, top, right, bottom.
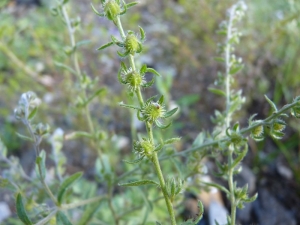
119, 180, 159, 187
83, 88, 106, 107
36, 150, 46, 180
16, 193, 33, 225
214, 57, 225, 63
208, 88, 226, 97
75, 40, 91, 48
164, 137, 181, 145
244, 193, 258, 203
146, 68, 161, 76
97, 41, 114, 51
203, 182, 230, 195
158, 95, 164, 105
140, 64, 147, 74
90, 3, 104, 17
54, 61, 78, 75
264, 95, 278, 112
155, 120, 171, 129
156, 222, 162, 225
57, 172, 83, 204
77, 203, 100, 225
229, 64, 244, 75
117, 50, 129, 57
119, 102, 140, 110
141, 77, 155, 88
126, 2, 138, 9
163, 107, 178, 118
230, 146, 247, 169
56, 211, 73, 225
194, 201, 204, 223
28, 107, 38, 120
139, 26, 146, 41
120, 0, 127, 15
123, 157, 144, 164
16, 132, 33, 142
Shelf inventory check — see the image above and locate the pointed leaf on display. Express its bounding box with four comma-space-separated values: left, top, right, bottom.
139, 26, 146, 41
97, 41, 114, 51
16, 132, 33, 142
126, 2, 138, 9
119, 102, 140, 110
163, 107, 178, 118
28, 107, 38, 120
119, 180, 159, 187
83, 88, 106, 107
142, 77, 155, 88
140, 64, 147, 74
208, 88, 226, 97
77, 203, 101, 225
202, 182, 230, 195
264, 95, 277, 112
146, 68, 161, 76
16, 193, 33, 225
158, 95, 164, 105
214, 57, 225, 63
36, 150, 46, 180
75, 40, 91, 48
230, 146, 247, 169
164, 137, 181, 145
155, 120, 171, 129
123, 157, 144, 164
117, 50, 129, 57
56, 211, 73, 225
57, 172, 83, 204
120, 0, 127, 15
90, 3, 104, 17
54, 61, 78, 75
229, 64, 244, 75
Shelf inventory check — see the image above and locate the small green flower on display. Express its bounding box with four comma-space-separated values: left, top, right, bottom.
139, 96, 178, 129
250, 120, 264, 141
121, 67, 145, 91
104, 0, 121, 21
270, 119, 286, 140
133, 138, 155, 159
124, 31, 142, 55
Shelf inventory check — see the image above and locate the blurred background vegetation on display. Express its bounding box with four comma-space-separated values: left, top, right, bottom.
1, 0, 300, 224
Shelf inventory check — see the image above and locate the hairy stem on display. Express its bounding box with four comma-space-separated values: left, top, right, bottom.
115, 15, 177, 224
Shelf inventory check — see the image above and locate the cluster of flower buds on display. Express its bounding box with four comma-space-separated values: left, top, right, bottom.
14, 91, 40, 121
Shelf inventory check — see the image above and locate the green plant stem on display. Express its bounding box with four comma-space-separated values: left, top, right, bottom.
61, 2, 105, 168
162, 95, 300, 159
115, 15, 177, 224
224, 5, 236, 224
24, 120, 58, 206
61, 195, 106, 210
108, 186, 119, 225
35, 208, 58, 225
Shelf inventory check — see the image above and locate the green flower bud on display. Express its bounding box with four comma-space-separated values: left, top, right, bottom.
141, 102, 166, 123
104, 0, 121, 21
124, 32, 142, 55
122, 68, 145, 91
34, 123, 51, 136
166, 177, 184, 201
250, 123, 264, 141
133, 138, 154, 159
14, 106, 26, 120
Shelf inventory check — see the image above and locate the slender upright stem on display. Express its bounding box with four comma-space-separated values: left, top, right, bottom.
224, 5, 237, 225
115, 15, 177, 224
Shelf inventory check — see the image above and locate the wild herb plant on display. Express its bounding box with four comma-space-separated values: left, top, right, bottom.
2, 0, 300, 225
